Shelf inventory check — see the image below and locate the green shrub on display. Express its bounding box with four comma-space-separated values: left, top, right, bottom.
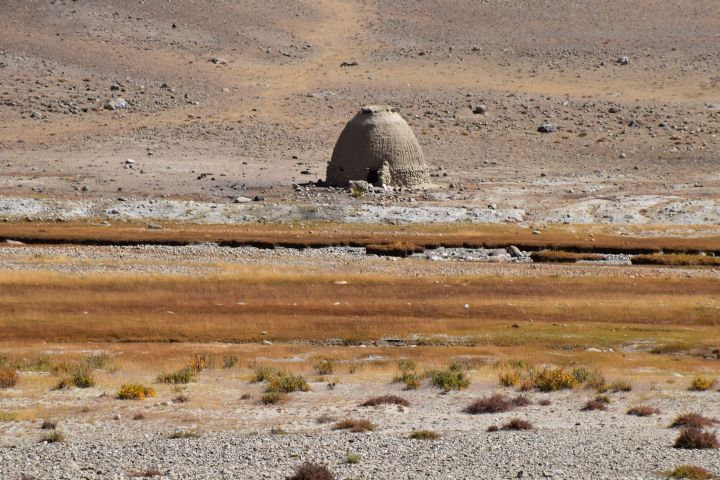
409, 430, 440, 440
313, 357, 336, 375
55, 367, 95, 389
82, 353, 111, 370
188, 353, 213, 372
168, 430, 199, 439
531, 368, 576, 392
266, 372, 309, 393
346, 453, 361, 464
0, 367, 19, 389
117, 384, 156, 400
40, 430, 65, 443
608, 379, 632, 392
156, 367, 195, 384
429, 361, 470, 391
665, 465, 715, 479
253, 364, 280, 383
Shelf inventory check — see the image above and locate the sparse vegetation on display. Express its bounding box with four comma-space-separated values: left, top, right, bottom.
627, 406, 661, 417
465, 394, 513, 414
671, 413, 719, 429
156, 367, 195, 384
55, 366, 95, 389
498, 370, 521, 387
538, 399, 552, 406
360, 395, 410, 407
288, 462, 335, 480
531, 367, 576, 392
316, 414, 336, 424
608, 379, 632, 392
429, 361, 470, 391
674, 428, 719, 449
345, 453, 361, 464
689, 376, 716, 391
500, 418, 534, 431
261, 392, 286, 405
82, 353, 111, 370
40, 430, 65, 443
333, 419, 376, 433
222, 355, 239, 369
0, 367, 19, 389
393, 360, 421, 390
168, 431, 199, 439
266, 372, 309, 394
173, 394, 190, 403
530, 250, 606, 263
665, 465, 716, 480
117, 384, 156, 400
632, 254, 720, 267
409, 430, 440, 440
582, 395, 610, 411
313, 357, 336, 375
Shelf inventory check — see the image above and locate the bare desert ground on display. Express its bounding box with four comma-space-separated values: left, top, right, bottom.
1, 1, 720, 479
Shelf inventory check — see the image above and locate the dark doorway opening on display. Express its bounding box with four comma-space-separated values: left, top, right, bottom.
367, 169, 379, 184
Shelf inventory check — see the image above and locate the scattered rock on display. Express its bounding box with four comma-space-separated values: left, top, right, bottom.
472, 105, 488, 115
617, 56, 630, 65
340, 60, 359, 67
233, 196, 252, 204
104, 98, 127, 110
537, 123, 556, 133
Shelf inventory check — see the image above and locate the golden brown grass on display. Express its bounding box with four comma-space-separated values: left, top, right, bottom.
530, 250, 606, 263
0, 270, 718, 344
632, 254, 720, 266
1, 221, 719, 254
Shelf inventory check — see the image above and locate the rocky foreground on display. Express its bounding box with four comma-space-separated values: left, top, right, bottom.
1, 427, 718, 480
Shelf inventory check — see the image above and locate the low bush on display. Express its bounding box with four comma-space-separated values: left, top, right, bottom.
253, 364, 280, 383
409, 430, 440, 440
316, 414, 336, 424
530, 250, 605, 263
608, 379, 632, 392
313, 357, 336, 375
173, 394, 190, 403
627, 406, 661, 417
360, 395, 410, 407
188, 353, 213, 372
582, 396, 610, 411
393, 360, 421, 390
82, 353, 111, 370
632, 253, 720, 267
168, 431, 199, 439
674, 428, 719, 449
288, 462, 335, 480
222, 355, 239, 369
345, 453, 361, 464
266, 372, 309, 394
531, 368, 576, 392
156, 367, 195, 385
689, 376, 717, 391
133, 413, 146, 421
55, 367, 95, 389
333, 419, 376, 433
430, 361, 470, 391
538, 399, 552, 406
117, 384, 156, 400
465, 394, 513, 414
665, 465, 716, 479
670, 413, 719, 429
261, 392, 286, 405
498, 370, 521, 387
501, 418, 534, 431
511, 395, 532, 407
40, 430, 65, 443
0, 367, 19, 389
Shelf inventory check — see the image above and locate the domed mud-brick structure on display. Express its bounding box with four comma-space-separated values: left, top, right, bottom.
326, 106, 431, 188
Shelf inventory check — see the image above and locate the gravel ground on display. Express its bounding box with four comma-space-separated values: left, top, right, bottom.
2, 425, 718, 479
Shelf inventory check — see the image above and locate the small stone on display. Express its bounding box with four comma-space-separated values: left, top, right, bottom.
30, 111, 43, 119
211, 57, 228, 65
340, 60, 359, 67
617, 56, 630, 65
114, 414, 121, 420
537, 123, 556, 133
233, 196, 252, 203
104, 98, 127, 110
472, 104, 488, 115
125, 159, 135, 164
262, 340, 272, 345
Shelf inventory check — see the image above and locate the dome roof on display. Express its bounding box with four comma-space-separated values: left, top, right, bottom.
326, 106, 430, 188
